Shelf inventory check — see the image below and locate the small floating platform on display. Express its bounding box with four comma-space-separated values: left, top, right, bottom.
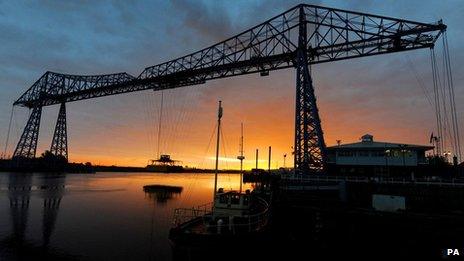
143, 184, 183, 193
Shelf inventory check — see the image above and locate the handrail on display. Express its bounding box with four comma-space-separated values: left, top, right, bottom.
282, 174, 464, 187
172, 202, 213, 227
202, 197, 270, 233
172, 197, 270, 234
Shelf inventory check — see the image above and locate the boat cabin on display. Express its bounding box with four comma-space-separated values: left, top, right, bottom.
213, 188, 251, 217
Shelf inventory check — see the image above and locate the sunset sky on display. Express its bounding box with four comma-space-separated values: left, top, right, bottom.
0, 0, 463, 169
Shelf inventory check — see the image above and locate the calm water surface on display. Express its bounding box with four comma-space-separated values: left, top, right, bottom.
0, 172, 251, 260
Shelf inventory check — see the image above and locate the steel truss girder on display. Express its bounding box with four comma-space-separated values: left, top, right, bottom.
12, 106, 42, 159
50, 103, 68, 161
15, 71, 136, 107
13, 4, 445, 108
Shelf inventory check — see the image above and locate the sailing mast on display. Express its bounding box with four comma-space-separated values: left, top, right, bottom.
213, 101, 223, 203
237, 123, 245, 193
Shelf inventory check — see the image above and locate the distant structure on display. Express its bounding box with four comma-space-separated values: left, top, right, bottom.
327, 134, 433, 176
146, 154, 183, 173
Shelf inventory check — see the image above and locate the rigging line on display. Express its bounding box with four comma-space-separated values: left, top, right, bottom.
177, 122, 217, 208
157, 91, 164, 159
3, 106, 14, 159
198, 122, 218, 169
443, 32, 461, 161
430, 48, 443, 155
404, 55, 434, 108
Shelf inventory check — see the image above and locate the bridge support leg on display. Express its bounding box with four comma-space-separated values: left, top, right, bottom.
13, 106, 43, 159
294, 6, 326, 174
50, 103, 68, 161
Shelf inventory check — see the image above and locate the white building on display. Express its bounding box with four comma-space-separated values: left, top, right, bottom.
327, 134, 433, 167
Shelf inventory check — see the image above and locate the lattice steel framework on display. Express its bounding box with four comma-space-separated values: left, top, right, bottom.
50, 103, 68, 160
294, 7, 326, 172
11, 4, 446, 172
12, 106, 42, 159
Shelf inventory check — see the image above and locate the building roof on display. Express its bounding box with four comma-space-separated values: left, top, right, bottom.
327, 134, 434, 151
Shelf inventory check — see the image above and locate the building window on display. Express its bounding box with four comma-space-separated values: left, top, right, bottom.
338, 151, 354, 157
371, 151, 385, 157
358, 151, 369, 157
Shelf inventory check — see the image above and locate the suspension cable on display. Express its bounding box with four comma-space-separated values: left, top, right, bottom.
404, 55, 434, 108
156, 91, 164, 159
443, 31, 461, 161
430, 48, 443, 155
438, 47, 453, 153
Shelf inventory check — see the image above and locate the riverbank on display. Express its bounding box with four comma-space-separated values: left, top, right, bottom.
0, 158, 241, 174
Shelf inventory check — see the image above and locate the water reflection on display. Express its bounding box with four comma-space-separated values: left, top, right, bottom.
7, 173, 33, 245
38, 175, 66, 248
143, 184, 183, 204
0, 172, 248, 261
0, 173, 74, 260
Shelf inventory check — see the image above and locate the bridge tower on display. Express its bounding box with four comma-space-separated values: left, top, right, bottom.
50, 102, 68, 161
294, 6, 326, 174
12, 106, 42, 159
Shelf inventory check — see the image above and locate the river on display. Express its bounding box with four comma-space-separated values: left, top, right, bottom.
0, 172, 251, 260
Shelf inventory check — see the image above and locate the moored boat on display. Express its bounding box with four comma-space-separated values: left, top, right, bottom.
169, 101, 270, 246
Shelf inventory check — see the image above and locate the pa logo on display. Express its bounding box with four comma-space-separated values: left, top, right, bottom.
447, 249, 460, 256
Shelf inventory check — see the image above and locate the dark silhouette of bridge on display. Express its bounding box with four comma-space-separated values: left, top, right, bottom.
11, 4, 446, 173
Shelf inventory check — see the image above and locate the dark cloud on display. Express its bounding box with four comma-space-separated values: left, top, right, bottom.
170, 0, 321, 43
171, 0, 234, 42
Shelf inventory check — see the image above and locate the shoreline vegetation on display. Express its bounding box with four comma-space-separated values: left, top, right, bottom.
0, 152, 243, 174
